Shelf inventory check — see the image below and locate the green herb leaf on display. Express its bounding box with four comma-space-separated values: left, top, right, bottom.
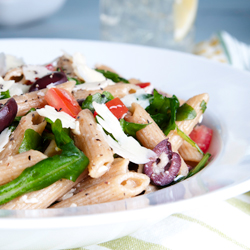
67, 77, 84, 85
187, 153, 211, 178
176, 127, 204, 154
120, 119, 149, 137
19, 129, 42, 153
200, 100, 207, 113
0, 90, 10, 100
176, 103, 197, 121
81, 91, 114, 112
146, 90, 180, 134
163, 95, 179, 135
0, 119, 89, 205
46, 118, 71, 148
96, 69, 129, 83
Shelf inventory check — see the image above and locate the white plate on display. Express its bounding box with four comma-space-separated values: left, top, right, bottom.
0, 39, 250, 250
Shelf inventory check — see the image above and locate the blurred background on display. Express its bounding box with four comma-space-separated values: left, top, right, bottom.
0, 0, 249, 43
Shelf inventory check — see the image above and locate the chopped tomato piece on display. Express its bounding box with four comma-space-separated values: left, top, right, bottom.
135, 82, 151, 88
189, 125, 213, 153
105, 98, 128, 119
45, 88, 82, 118
45, 63, 55, 71
94, 98, 128, 119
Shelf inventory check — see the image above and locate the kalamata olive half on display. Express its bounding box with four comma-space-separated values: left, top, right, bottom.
29, 71, 68, 92
0, 98, 18, 133
144, 139, 181, 186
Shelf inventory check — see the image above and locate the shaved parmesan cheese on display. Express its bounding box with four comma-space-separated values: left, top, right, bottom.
73, 79, 115, 91
72, 52, 105, 82
72, 121, 81, 135
0, 76, 15, 92
93, 102, 156, 164
23, 65, 51, 82
9, 83, 30, 96
0, 77, 30, 96
0, 128, 11, 153
121, 89, 150, 109
37, 105, 76, 129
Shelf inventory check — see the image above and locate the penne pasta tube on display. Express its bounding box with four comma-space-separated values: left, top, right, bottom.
0, 150, 47, 185
51, 172, 150, 208
95, 64, 118, 73
43, 140, 61, 157
57, 56, 76, 78
179, 140, 203, 162
167, 93, 209, 151
125, 103, 166, 150
0, 111, 47, 160
71, 158, 129, 196
4, 67, 27, 84
73, 109, 114, 178
73, 83, 139, 101
0, 81, 75, 116
1, 171, 88, 210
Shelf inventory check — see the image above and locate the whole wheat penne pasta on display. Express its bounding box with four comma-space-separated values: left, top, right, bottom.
179, 140, 203, 162
73, 83, 139, 101
0, 150, 47, 185
51, 172, 150, 208
167, 93, 209, 151
125, 103, 166, 150
57, 56, 76, 78
0, 111, 46, 160
44, 140, 61, 157
1, 170, 88, 210
73, 109, 114, 178
128, 78, 141, 84
0, 81, 75, 116
95, 64, 118, 73
4, 67, 27, 84
71, 158, 129, 196
125, 103, 189, 176
95, 65, 139, 84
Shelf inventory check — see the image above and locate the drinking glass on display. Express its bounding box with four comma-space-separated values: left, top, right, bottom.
100, 0, 195, 52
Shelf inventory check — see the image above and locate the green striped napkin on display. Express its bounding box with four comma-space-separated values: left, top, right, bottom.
69, 192, 250, 250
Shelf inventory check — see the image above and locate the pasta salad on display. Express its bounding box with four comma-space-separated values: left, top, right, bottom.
0, 52, 212, 209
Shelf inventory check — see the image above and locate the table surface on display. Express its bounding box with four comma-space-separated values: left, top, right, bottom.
0, 0, 249, 44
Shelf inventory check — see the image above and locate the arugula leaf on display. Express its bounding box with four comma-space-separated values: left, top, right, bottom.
0, 90, 10, 100
176, 127, 204, 154
146, 89, 175, 115
0, 119, 89, 205
67, 77, 84, 85
19, 129, 42, 153
187, 153, 211, 178
163, 95, 179, 135
176, 103, 197, 121
96, 69, 129, 83
120, 119, 149, 137
81, 91, 114, 112
200, 100, 207, 113
46, 118, 71, 147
